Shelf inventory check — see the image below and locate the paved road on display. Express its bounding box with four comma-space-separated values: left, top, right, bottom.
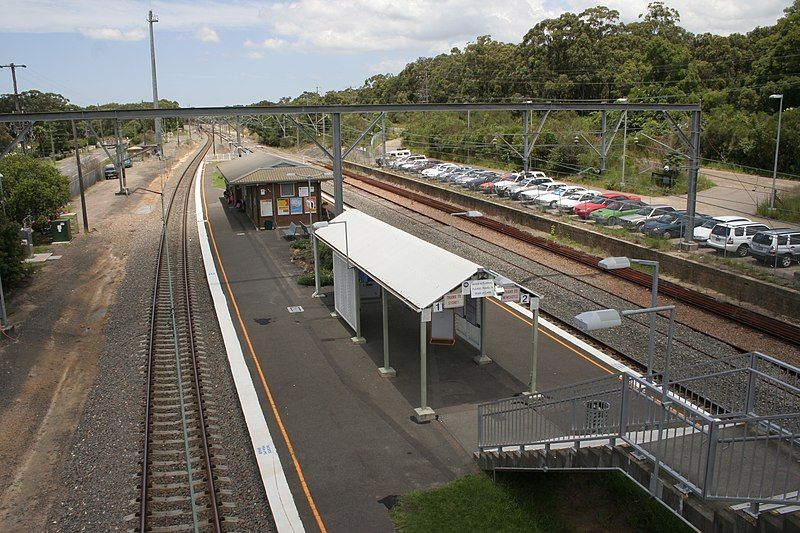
57, 146, 108, 177
201, 169, 613, 532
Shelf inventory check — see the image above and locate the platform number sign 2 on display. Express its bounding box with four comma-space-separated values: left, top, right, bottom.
520, 293, 530, 305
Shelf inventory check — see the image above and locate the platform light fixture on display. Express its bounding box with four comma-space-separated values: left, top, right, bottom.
598, 256, 660, 381
574, 304, 676, 396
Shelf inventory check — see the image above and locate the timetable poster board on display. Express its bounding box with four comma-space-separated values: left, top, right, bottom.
260, 200, 273, 217
289, 197, 303, 214
276, 198, 290, 215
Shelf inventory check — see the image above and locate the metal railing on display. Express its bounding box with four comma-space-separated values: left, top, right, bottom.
478, 353, 800, 506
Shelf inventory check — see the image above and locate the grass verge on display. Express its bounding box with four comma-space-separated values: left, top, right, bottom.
756, 188, 800, 223
390, 472, 691, 533
211, 170, 227, 190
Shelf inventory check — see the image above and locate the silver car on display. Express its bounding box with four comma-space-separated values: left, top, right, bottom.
619, 205, 676, 231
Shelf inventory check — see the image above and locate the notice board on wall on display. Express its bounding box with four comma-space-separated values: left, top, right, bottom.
260, 200, 273, 217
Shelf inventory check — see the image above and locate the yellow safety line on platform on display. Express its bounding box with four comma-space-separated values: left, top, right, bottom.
202, 175, 327, 532
487, 297, 614, 375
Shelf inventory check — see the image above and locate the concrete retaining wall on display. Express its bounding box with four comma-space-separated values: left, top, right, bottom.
344, 162, 800, 322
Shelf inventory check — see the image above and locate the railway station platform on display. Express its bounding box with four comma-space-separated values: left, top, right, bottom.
199, 170, 619, 531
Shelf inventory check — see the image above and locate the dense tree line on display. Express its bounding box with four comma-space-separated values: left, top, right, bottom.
250, 2, 799, 177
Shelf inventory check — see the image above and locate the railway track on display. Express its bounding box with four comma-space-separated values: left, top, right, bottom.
328, 164, 800, 348
137, 135, 228, 532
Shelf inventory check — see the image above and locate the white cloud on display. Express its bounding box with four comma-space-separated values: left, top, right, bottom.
77, 27, 146, 41
0, 0, 791, 53
244, 38, 285, 50
196, 26, 220, 43
369, 58, 410, 75
246, 50, 264, 59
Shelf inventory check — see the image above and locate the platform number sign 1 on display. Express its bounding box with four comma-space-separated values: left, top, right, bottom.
432, 301, 444, 313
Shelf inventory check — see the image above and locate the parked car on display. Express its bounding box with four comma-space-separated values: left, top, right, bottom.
422, 163, 457, 178
573, 192, 641, 219
506, 177, 554, 200
533, 186, 588, 208
104, 164, 118, 179
553, 190, 602, 212
491, 173, 526, 195
436, 166, 470, 181
706, 221, 771, 256
123, 158, 132, 168
641, 211, 698, 238
620, 205, 677, 231
465, 171, 500, 189
643, 212, 711, 239
590, 200, 648, 225
748, 229, 800, 267
519, 181, 567, 204
399, 155, 428, 170
693, 215, 751, 243
476, 174, 511, 193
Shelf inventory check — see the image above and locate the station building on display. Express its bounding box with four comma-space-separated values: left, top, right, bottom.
217, 152, 331, 229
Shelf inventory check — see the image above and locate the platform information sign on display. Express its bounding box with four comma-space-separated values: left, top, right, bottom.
500, 285, 520, 302
469, 279, 495, 298
443, 292, 464, 309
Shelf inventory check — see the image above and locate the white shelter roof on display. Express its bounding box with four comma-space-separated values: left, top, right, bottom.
313, 209, 483, 312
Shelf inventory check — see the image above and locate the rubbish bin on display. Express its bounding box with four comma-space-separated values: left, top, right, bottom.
50, 218, 72, 242
585, 400, 610, 431
264, 220, 273, 230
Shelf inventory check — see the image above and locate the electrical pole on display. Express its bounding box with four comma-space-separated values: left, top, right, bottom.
147, 11, 162, 156
1, 63, 28, 153
71, 121, 89, 234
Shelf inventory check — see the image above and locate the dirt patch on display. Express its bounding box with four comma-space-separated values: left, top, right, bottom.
0, 251, 124, 530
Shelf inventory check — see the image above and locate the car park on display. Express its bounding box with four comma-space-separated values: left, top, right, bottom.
519, 181, 567, 204
707, 221, 771, 256
533, 186, 588, 208
693, 215, 751, 243
620, 205, 677, 231
590, 200, 648, 225
748, 229, 800, 267
573, 192, 640, 219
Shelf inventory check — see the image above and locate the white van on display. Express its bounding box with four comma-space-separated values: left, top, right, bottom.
386, 149, 411, 158
707, 221, 770, 256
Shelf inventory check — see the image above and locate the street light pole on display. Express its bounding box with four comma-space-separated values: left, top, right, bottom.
147, 10, 162, 156
769, 94, 784, 210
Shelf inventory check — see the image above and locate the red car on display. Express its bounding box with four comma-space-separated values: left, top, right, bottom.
573, 192, 641, 219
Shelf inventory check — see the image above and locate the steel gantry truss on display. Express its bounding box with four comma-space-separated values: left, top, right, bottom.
0, 102, 702, 243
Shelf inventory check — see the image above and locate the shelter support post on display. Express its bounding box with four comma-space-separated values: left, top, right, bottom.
529, 298, 540, 395
351, 266, 365, 344
311, 231, 324, 298
413, 313, 436, 423
378, 287, 396, 377
473, 297, 492, 365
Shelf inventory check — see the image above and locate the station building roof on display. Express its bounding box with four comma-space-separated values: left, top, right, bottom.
217, 152, 329, 186
313, 209, 484, 312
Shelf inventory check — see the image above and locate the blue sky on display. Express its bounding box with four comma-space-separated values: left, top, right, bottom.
0, 0, 792, 108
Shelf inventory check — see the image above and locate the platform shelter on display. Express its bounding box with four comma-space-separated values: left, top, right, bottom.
311, 209, 541, 422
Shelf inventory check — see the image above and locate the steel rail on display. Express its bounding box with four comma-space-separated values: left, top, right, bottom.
334, 166, 800, 347
140, 134, 216, 532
